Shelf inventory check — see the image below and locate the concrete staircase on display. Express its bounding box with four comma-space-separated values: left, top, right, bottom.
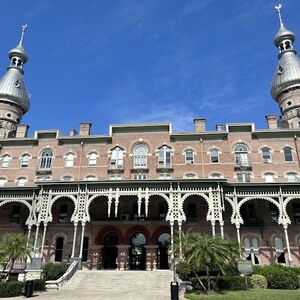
62, 270, 173, 298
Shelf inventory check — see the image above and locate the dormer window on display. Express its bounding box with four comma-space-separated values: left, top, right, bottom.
110, 147, 123, 169
133, 143, 148, 168
158, 146, 172, 168
40, 149, 54, 170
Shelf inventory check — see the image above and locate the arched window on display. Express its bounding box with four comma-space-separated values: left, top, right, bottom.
87, 152, 97, 166
110, 147, 123, 169
243, 236, 260, 265
16, 177, 27, 187
234, 143, 249, 166
261, 147, 272, 163
283, 147, 293, 162
20, 154, 30, 168
0, 178, 7, 187
65, 153, 75, 167
287, 172, 298, 182
61, 176, 73, 181
210, 148, 219, 163
39, 149, 54, 170
85, 175, 97, 181
210, 173, 222, 179
274, 236, 285, 264
184, 173, 198, 179
54, 237, 64, 262
185, 149, 194, 164
1, 155, 11, 168
158, 146, 172, 168
264, 173, 275, 183
133, 143, 148, 168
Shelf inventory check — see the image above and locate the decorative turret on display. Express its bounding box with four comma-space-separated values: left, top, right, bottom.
0, 25, 30, 138
271, 5, 300, 128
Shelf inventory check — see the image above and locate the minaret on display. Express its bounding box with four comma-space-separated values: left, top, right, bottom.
271, 5, 300, 128
0, 25, 30, 138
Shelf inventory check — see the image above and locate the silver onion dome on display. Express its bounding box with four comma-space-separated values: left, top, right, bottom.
273, 25, 295, 47
8, 43, 28, 63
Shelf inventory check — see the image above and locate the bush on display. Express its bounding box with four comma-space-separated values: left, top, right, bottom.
249, 274, 267, 289
290, 268, 300, 275
0, 281, 24, 297
190, 275, 247, 291
33, 279, 46, 291
255, 264, 299, 290
42, 262, 68, 281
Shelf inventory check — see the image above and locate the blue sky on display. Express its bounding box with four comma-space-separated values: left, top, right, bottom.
0, 0, 300, 135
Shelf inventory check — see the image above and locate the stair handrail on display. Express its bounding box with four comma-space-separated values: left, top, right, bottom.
45, 260, 78, 289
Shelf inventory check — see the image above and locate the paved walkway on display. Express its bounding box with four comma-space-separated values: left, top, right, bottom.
1, 290, 186, 300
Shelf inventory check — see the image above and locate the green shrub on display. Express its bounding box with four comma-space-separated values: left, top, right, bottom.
190, 275, 247, 291
33, 279, 45, 291
249, 274, 267, 289
42, 262, 68, 281
255, 264, 299, 290
0, 281, 24, 297
290, 267, 300, 275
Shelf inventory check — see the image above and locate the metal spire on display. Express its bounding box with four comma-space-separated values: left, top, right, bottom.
275, 4, 283, 27
19, 24, 28, 45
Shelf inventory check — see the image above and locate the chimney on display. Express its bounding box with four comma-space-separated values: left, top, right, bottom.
194, 118, 206, 132
69, 129, 77, 136
216, 124, 223, 132
79, 122, 92, 136
265, 115, 278, 129
16, 125, 29, 138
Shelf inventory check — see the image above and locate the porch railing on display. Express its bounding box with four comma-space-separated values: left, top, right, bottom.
45, 260, 78, 289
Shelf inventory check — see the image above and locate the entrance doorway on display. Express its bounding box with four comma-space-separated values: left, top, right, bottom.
157, 233, 170, 269
102, 233, 118, 269
129, 233, 146, 270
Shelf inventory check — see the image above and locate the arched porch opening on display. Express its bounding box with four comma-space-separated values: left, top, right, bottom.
118, 196, 138, 221
51, 197, 75, 224
148, 195, 168, 221
129, 233, 146, 270
157, 233, 170, 269
102, 233, 118, 269
89, 196, 109, 221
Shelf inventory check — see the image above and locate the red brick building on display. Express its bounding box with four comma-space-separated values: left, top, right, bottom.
0, 10, 300, 270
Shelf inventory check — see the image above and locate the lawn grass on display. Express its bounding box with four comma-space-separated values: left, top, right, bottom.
184, 288, 300, 300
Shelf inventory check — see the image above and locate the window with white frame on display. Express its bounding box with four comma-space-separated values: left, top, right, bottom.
133, 174, 147, 180
210, 148, 219, 163
274, 236, 286, 264
35, 175, 51, 181
210, 173, 222, 179
283, 147, 293, 162
158, 173, 171, 180
264, 172, 275, 183
65, 153, 75, 167
243, 236, 260, 265
261, 147, 272, 163
61, 176, 73, 181
85, 175, 97, 181
39, 148, 54, 170
0, 178, 7, 187
88, 152, 97, 166
110, 147, 123, 169
184, 173, 198, 179
133, 143, 148, 168
110, 175, 122, 180
158, 146, 172, 168
287, 172, 298, 182
20, 154, 30, 168
234, 143, 250, 166
237, 172, 251, 183
185, 149, 194, 164
16, 177, 27, 187
1, 155, 11, 168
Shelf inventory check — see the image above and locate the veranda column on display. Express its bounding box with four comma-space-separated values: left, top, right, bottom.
211, 221, 216, 236
71, 222, 78, 257
220, 221, 224, 238
40, 223, 48, 259
235, 223, 241, 253
79, 222, 86, 259
33, 223, 40, 257
170, 221, 174, 259
26, 225, 32, 248
283, 224, 293, 266
178, 221, 182, 259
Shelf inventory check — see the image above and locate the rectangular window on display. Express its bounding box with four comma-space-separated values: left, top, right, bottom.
133, 174, 147, 180
185, 150, 194, 164
237, 172, 251, 183
158, 147, 172, 168
110, 175, 122, 180
159, 174, 171, 180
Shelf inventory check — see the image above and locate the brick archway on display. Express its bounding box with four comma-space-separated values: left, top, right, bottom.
151, 226, 170, 244
124, 225, 152, 244
96, 225, 124, 244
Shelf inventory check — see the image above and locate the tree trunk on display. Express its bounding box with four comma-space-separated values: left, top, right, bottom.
192, 269, 208, 294
5, 257, 15, 281
206, 266, 210, 293
213, 270, 221, 290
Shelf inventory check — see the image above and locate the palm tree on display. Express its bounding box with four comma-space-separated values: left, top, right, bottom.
0, 233, 31, 280
174, 231, 240, 294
